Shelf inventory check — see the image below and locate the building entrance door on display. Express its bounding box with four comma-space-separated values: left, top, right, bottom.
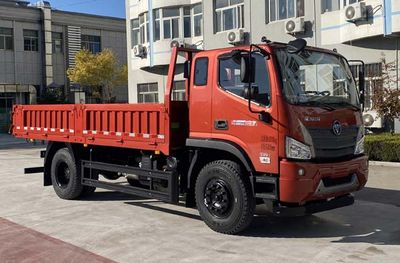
0, 95, 15, 133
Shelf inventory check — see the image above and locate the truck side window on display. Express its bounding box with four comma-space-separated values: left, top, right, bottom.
219, 54, 271, 106
194, 58, 208, 86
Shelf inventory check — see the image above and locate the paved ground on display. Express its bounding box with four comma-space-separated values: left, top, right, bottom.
0, 135, 400, 262
0, 218, 113, 263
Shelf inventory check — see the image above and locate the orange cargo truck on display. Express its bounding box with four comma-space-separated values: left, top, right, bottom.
12, 39, 368, 234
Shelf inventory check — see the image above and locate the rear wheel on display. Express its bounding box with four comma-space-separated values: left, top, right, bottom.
51, 148, 85, 200
195, 160, 255, 234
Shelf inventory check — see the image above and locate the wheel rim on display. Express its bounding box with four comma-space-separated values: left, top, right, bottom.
55, 162, 71, 189
204, 179, 233, 218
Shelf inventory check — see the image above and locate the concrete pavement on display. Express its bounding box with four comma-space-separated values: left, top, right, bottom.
0, 133, 45, 150
0, 140, 400, 262
0, 218, 114, 263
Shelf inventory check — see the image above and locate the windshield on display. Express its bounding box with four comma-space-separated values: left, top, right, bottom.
275, 48, 359, 108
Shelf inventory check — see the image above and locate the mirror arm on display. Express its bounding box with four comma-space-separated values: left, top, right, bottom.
348, 59, 366, 110
247, 45, 259, 114
248, 96, 271, 123
245, 44, 273, 124
251, 44, 272, 58
248, 94, 258, 114
247, 45, 263, 114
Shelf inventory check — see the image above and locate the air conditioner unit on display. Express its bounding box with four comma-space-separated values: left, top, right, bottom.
227, 29, 244, 45
344, 2, 367, 22
285, 18, 305, 34
363, 110, 384, 129
133, 44, 147, 58
170, 39, 186, 48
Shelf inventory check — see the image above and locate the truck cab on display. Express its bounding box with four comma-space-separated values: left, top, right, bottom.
185, 40, 367, 217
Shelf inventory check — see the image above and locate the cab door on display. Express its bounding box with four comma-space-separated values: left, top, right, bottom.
189, 56, 213, 137
211, 51, 279, 174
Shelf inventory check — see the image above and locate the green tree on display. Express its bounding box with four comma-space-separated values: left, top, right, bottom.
372, 58, 400, 134
67, 49, 128, 103
38, 88, 65, 104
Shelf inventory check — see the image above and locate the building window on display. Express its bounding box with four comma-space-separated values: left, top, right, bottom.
350, 63, 382, 110
194, 58, 209, 86
321, 0, 360, 13
139, 13, 147, 44
184, 4, 203, 38
0, 27, 13, 50
131, 18, 140, 46
321, 0, 339, 13
219, 53, 271, 106
215, 0, 244, 32
81, 35, 101, 54
172, 81, 186, 101
23, 30, 39, 51
52, 32, 63, 53
163, 8, 180, 39
184, 7, 192, 38
146, 14, 150, 42
154, 9, 161, 41
268, 0, 304, 22
342, 0, 361, 7
193, 4, 203, 37
138, 83, 159, 103
132, 5, 203, 43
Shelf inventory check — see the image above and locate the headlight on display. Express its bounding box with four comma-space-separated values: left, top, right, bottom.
354, 137, 365, 155
354, 126, 365, 155
286, 137, 312, 160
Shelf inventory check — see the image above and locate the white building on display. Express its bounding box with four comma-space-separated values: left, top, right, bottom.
126, 0, 400, 131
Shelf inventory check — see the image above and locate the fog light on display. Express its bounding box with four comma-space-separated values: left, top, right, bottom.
298, 168, 305, 176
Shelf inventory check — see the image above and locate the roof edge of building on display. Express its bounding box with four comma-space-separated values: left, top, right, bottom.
0, 3, 125, 21
52, 9, 125, 21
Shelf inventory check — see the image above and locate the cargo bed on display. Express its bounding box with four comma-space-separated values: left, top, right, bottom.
12, 102, 188, 155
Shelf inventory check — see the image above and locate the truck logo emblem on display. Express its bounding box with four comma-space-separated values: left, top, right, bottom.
332, 120, 342, 136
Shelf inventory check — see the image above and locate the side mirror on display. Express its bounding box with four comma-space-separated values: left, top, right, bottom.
287, 39, 307, 54
183, 60, 191, 79
243, 85, 259, 100
240, 56, 255, 83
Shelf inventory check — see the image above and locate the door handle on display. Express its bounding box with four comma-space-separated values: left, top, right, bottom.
214, 119, 228, 130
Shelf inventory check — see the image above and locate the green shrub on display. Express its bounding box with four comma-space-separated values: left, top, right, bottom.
365, 133, 400, 162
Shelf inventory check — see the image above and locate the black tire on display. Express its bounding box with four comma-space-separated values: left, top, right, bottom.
51, 148, 84, 200
195, 160, 255, 234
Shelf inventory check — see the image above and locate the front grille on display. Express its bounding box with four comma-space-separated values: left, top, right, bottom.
308, 126, 358, 159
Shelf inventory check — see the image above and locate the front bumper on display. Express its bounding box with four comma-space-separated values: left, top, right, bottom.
279, 155, 368, 203
272, 194, 355, 217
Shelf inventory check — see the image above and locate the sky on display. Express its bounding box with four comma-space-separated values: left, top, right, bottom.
31, 0, 126, 18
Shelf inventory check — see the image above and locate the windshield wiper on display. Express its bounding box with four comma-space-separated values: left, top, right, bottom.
297, 100, 336, 111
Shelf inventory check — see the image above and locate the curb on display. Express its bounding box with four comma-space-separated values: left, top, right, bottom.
369, 161, 400, 168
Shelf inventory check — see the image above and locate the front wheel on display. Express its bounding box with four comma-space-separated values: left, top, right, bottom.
195, 160, 255, 234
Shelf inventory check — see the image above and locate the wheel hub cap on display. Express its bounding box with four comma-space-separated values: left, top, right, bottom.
56, 163, 71, 188
204, 179, 232, 218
